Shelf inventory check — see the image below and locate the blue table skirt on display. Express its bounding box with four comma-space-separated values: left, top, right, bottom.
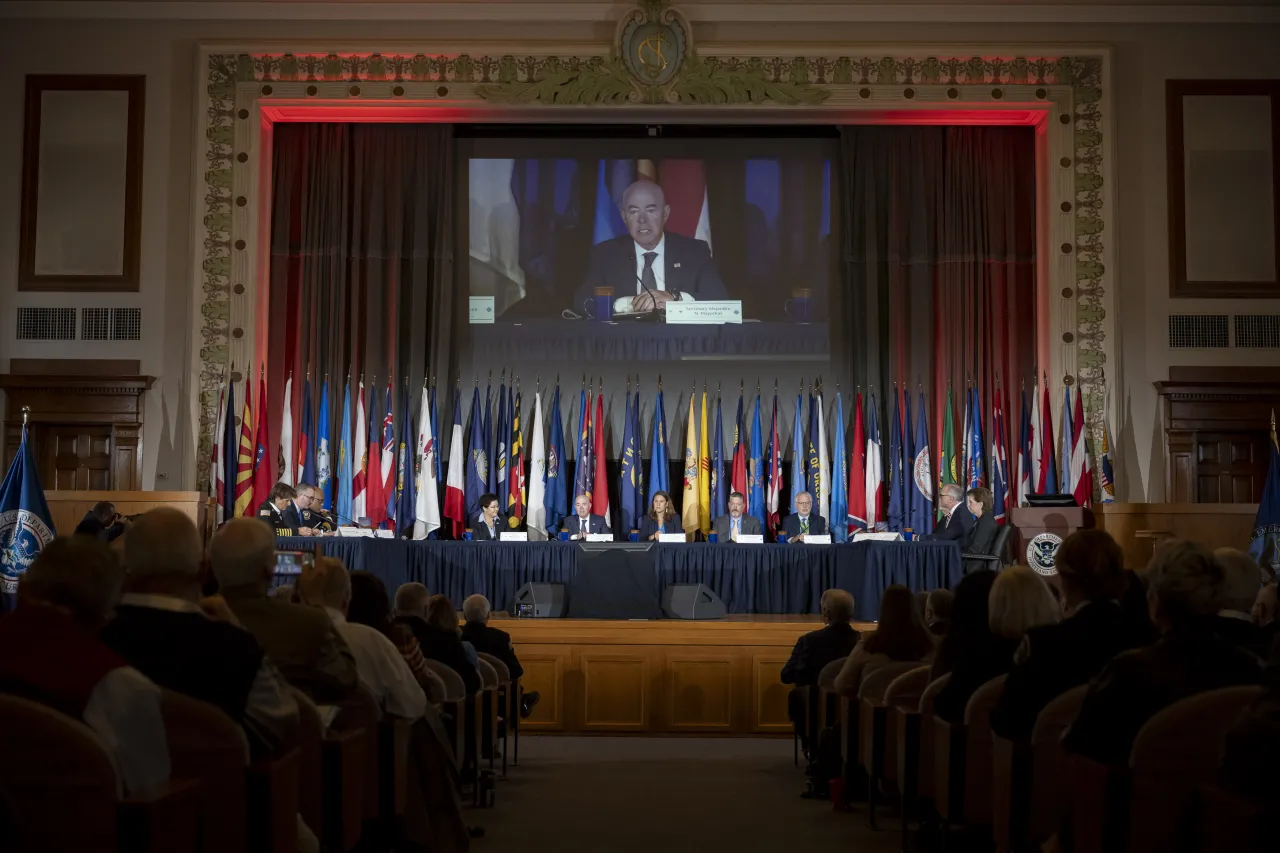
275, 538, 962, 620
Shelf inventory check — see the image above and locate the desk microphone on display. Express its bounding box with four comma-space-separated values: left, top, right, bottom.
628, 253, 667, 323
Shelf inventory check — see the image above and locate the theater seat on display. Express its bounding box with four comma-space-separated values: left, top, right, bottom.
478, 652, 513, 775
1027, 685, 1088, 845
857, 662, 929, 828
422, 659, 467, 770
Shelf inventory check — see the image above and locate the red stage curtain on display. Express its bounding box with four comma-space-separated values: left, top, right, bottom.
833, 125, 1037, 480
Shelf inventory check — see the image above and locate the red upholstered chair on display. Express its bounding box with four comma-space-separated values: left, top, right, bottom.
901, 673, 950, 849
880, 666, 933, 798
0, 694, 200, 853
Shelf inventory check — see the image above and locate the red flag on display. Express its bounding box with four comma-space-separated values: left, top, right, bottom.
1070, 389, 1093, 508
234, 374, 256, 517
1038, 380, 1055, 492
251, 367, 273, 511
592, 391, 610, 522
657, 160, 709, 241
766, 400, 782, 534
847, 392, 867, 530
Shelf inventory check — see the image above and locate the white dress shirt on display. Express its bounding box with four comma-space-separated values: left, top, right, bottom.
324, 608, 426, 720
613, 235, 698, 313
84, 666, 171, 797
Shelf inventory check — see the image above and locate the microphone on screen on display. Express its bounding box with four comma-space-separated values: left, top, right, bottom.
628, 253, 666, 323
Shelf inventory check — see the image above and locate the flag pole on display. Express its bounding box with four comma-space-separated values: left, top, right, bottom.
21, 406, 29, 427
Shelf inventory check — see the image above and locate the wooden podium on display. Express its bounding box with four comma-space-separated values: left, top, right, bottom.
1008, 506, 1095, 579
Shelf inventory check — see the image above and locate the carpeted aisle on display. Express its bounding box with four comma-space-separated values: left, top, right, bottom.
473, 737, 900, 853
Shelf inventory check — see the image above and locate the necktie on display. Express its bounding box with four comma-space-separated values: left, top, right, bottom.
732, 518, 740, 542
801, 517, 809, 535
581, 517, 587, 536
642, 252, 658, 294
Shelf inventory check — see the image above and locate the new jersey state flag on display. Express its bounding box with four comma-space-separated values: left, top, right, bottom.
0, 425, 56, 606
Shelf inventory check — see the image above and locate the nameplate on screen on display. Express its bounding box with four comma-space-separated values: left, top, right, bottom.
469, 296, 496, 324
736, 534, 764, 544
664, 300, 743, 325
586, 533, 614, 543
805, 534, 832, 545
658, 532, 687, 543
500, 531, 528, 542
853, 531, 904, 542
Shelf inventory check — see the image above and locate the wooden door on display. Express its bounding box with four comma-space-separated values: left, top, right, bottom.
1193, 431, 1268, 503
41, 425, 114, 490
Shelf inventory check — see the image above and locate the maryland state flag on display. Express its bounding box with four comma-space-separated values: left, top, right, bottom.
0, 420, 55, 608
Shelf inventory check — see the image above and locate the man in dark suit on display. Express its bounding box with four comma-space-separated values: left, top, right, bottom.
460, 594, 541, 717
293, 483, 332, 534
781, 589, 860, 750
782, 491, 828, 543
1214, 548, 1272, 659
926, 483, 974, 543
711, 492, 762, 542
565, 493, 610, 540
73, 500, 129, 543
575, 180, 727, 316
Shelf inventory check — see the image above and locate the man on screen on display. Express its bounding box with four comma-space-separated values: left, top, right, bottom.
712, 492, 762, 542
565, 494, 610, 540
576, 180, 727, 316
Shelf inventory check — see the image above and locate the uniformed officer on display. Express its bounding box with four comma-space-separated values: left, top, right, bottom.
258, 482, 299, 536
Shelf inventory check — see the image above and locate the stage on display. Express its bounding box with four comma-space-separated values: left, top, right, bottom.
494, 614, 871, 736
274, 538, 963, 619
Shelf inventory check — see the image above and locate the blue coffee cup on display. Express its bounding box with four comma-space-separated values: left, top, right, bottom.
708, 532, 719, 543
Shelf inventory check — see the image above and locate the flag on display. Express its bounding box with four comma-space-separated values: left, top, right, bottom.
910, 390, 934, 537
790, 391, 804, 511
0, 422, 56, 606
337, 379, 353, 525
212, 376, 229, 525
1030, 380, 1044, 494
546, 386, 569, 535
591, 391, 608, 524
681, 391, 699, 536
748, 395, 766, 533
510, 389, 528, 521
620, 386, 641, 535
731, 393, 747, 498
888, 389, 905, 533
221, 373, 238, 523
495, 376, 508, 513
967, 386, 986, 489
352, 379, 367, 522
413, 382, 441, 540
317, 379, 332, 511
865, 393, 885, 530
940, 386, 958, 496
648, 388, 669, 503
711, 394, 725, 523
298, 376, 315, 487
444, 390, 466, 538
233, 373, 256, 517
1060, 386, 1073, 494
1017, 388, 1032, 508
366, 383, 383, 526
279, 373, 294, 486
1100, 391, 1116, 504
962, 386, 972, 489
992, 390, 1010, 524
1070, 388, 1093, 509
766, 395, 782, 535
698, 391, 711, 535
431, 382, 442, 486
574, 388, 593, 507
466, 386, 487, 521
805, 391, 820, 503
483, 381, 494, 494
1041, 380, 1057, 493
396, 381, 417, 535
528, 389, 547, 539
847, 392, 867, 531
1249, 414, 1280, 583
381, 380, 396, 526
830, 392, 848, 543
251, 371, 272, 512
817, 391, 830, 522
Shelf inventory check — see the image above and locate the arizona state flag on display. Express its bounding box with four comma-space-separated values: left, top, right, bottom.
251, 368, 273, 509
234, 373, 256, 517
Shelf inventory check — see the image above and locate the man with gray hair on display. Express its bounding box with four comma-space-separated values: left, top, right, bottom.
1064, 540, 1263, 764
782, 491, 828, 543
459, 594, 541, 718
781, 589, 861, 751
1213, 547, 1271, 659
211, 518, 357, 703
924, 483, 974, 542
101, 508, 299, 757
394, 582, 431, 620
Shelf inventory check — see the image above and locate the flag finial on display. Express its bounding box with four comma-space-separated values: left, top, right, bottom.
21, 406, 30, 426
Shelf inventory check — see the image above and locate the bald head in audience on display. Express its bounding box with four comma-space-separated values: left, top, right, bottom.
122, 508, 203, 598
925, 588, 955, 632
394, 582, 431, 619
210, 518, 276, 592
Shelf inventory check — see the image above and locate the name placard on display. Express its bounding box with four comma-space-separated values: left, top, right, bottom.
804, 534, 832, 545
664, 300, 743, 325
374, 529, 395, 539
586, 532, 614, 543
337, 526, 373, 538
500, 531, 529, 542
736, 533, 764, 544
658, 532, 687, 543
469, 296, 495, 324
853, 531, 904, 542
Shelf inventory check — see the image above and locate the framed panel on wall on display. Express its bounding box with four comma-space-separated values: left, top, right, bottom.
19, 74, 146, 292
1167, 80, 1280, 298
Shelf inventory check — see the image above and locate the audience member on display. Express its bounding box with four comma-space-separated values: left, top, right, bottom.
1063, 540, 1263, 764
1213, 548, 1271, 659
348, 572, 444, 700
1253, 582, 1277, 629
834, 585, 935, 698
298, 558, 425, 719
1220, 636, 1280, 801
211, 518, 358, 702
101, 508, 299, 757
990, 529, 1155, 739
72, 500, 128, 543
780, 590, 860, 750
963, 486, 998, 563
396, 592, 481, 694
0, 537, 169, 796
924, 588, 955, 635
460, 594, 542, 717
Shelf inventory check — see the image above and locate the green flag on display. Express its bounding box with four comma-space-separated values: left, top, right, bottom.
939, 386, 957, 518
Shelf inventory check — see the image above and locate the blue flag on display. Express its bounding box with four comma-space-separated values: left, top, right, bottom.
909, 390, 934, 537
574, 389, 593, 506
493, 378, 507, 498
967, 386, 986, 489
396, 381, 417, 536
222, 373, 239, 518
545, 385, 569, 534
298, 377, 316, 488
748, 395, 766, 532
888, 389, 906, 533
466, 387, 487, 520
336, 380, 353, 524
830, 393, 848, 543
632, 390, 644, 511
382, 385, 396, 525
1059, 386, 1074, 494
791, 392, 805, 511
1249, 424, 1280, 583
0, 424, 56, 608
710, 395, 725, 522
482, 383, 494, 494
648, 389, 669, 503
620, 388, 640, 533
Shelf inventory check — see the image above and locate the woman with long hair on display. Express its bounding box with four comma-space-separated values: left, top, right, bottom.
347, 571, 441, 696
637, 490, 682, 541
417, 594, 481, 694
834, 584, 936, 697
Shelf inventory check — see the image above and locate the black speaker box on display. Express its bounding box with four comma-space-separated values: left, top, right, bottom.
660, 584, 727, 620
512, 582, 567, 618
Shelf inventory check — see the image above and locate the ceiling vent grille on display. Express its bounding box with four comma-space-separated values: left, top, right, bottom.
1233, 314, 1280, 349
16, 307, 76, 341
1168, 314, 1229, 349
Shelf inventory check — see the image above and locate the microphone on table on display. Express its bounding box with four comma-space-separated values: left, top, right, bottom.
627, 253, 666, 323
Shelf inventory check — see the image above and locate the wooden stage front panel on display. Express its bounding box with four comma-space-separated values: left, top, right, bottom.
498, 615, 847, 736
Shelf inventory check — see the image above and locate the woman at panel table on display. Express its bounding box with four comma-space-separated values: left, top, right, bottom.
471, 493, 507, 542
638, 490, 682, 541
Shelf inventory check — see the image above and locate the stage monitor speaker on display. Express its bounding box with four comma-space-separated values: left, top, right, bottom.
661, 584, 727, 620
512, 582, 567, 618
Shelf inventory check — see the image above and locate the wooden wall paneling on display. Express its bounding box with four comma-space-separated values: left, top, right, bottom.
43, 491, 208, 541
578, 652, 650, 732
513, 648, 569, 732
666, 654, 736, 731
1095, 503, 1259, 569
751, 654, 794, 733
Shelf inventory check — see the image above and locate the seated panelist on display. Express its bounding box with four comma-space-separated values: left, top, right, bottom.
296, 483, 334, 535
471, 493, 508, 542
258, 482, 299, 536
638, 490, 682, 541
781, 491, 828, 543
565, 493, 610, 540
712, 492, 762, 542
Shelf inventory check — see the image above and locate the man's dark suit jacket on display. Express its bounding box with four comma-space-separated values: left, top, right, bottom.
780, 622, 861, 686
1214, 614, 1273, 661
928, 503, 975, 543
471, 513, 510, 541
711, 514, 763, 541
1063, 628, 1262, 765
965, 511, 998, 555
564, 514, 610, 537
280, 503, 307, 533
460, 620, 524, 680
258, 501, 297, 536
990, 599, 1157, 740
575, 232, 727, 312
637, 515, 682, 540
396, 614, 481, 694
781, 513, 828, 542
73, 512, 127, 543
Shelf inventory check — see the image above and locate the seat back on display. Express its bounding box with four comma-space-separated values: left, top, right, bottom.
332, 687, 380, 821
289, 688, 324, 840
1028, 685, 1087, 842
0, 694, 122, 852
477, 653, 511, 686
916, 673, 950, 801
421, 659, 466, 703
988, 522, 1013, 562
476, 657, 500, 690
859, 660, 925, 705
960, 674, 1008, 825
881, 665, 932, 784
1128, 686, 1263, 853
1196, 782, 1268, 853
816, 658, 844, 691
856, 663, 919, 771
159, 690, 250, 853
